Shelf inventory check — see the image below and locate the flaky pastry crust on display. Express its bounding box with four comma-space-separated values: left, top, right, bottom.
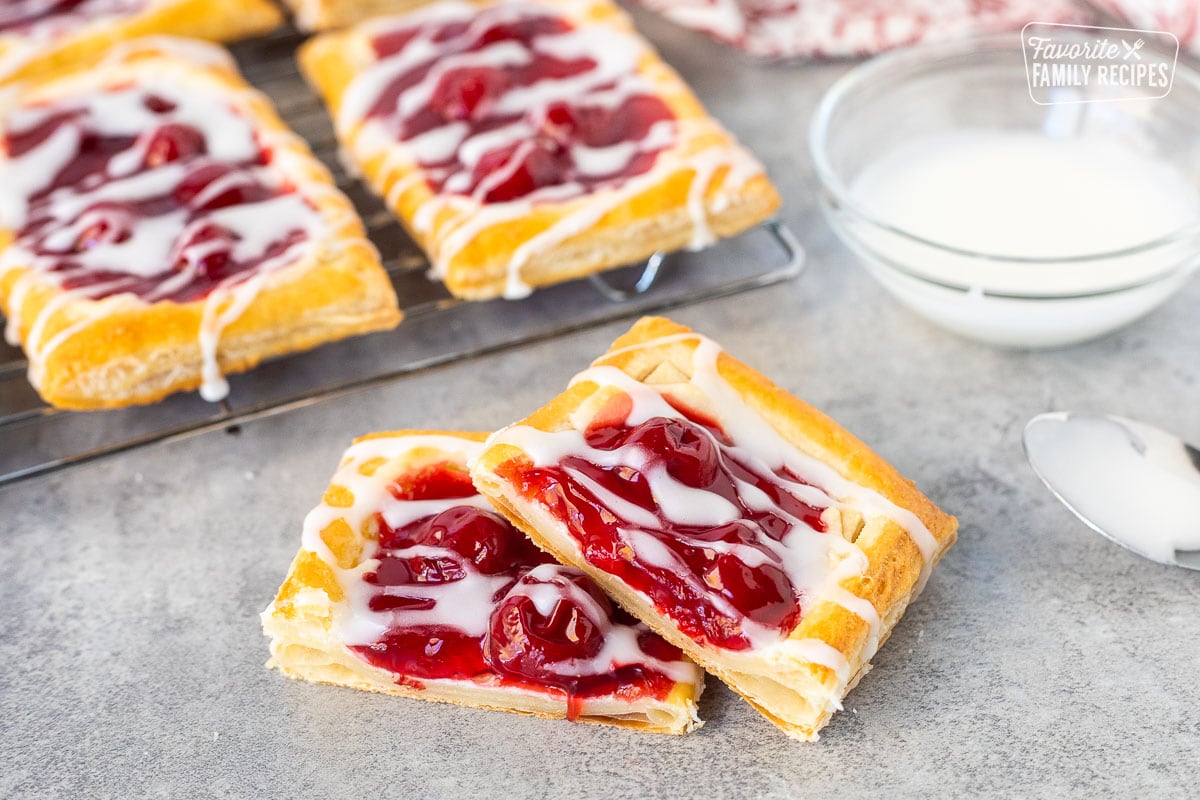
297, 0, 781, 299
0, 41, 402, 410
471, 316, 958, 741
262, 429, 704, 735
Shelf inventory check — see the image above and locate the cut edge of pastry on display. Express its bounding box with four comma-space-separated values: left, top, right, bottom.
469, 316, 958, 741
261, 429, 705, 736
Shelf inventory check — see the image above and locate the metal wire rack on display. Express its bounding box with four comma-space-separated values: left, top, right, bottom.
0, 25, 803, 488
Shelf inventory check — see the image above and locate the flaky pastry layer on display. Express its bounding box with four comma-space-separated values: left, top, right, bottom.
471, 316, 958, 741
0, 40, 402, 410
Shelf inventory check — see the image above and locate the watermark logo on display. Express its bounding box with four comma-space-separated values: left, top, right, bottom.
1022, 22, 1178, 105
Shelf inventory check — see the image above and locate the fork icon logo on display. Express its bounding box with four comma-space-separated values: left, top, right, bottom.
1122, 38, 1144, 60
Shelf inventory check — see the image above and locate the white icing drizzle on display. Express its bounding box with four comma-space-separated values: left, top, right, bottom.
0, 122, 80, 225
0, 58, 330, 402
339, 0, 766, 297
287, 433, 699, 691
487, 332, 941, 678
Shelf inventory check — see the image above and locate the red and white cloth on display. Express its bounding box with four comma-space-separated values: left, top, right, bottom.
1093, 0, 1200, 55
633, 0, 1085, 59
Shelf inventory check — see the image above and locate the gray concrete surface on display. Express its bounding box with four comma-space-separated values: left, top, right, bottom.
3, 8, 1199, 799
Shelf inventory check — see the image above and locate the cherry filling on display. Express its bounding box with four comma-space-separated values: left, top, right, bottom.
499, 411, 829, 651
365, 5, 676, 203
349, 465, 684, 709
485, 567, 680, 712
0, 0, 145, 35
4, 90, 313, 303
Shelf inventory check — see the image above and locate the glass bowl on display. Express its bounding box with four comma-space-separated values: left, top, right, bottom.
809, 34, 1200, 348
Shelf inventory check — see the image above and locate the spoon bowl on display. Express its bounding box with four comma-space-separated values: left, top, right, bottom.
1023, 412, 1200, 571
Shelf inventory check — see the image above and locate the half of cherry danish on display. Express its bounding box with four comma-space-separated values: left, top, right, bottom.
262, 429, 704, 734
472, 316, 958, 740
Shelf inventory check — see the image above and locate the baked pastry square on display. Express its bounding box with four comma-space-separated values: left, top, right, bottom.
471, 316, 958, 741
0, 40, 401, 410
262, 429, 704, 734
0, 0, 282, 85
298, 0, 781, 300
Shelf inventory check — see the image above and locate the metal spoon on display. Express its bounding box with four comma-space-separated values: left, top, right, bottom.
1023, 412, 1200, 571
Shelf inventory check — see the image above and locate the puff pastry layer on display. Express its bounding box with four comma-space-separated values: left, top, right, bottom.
262, 429, 704, 734
471, 316, 958, 741
298, 0, 780, 300
0, 39, 401, 410
0, 0, 282, 85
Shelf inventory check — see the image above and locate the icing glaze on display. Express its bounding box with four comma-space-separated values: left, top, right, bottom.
0, 68, 325, 401
292, 433, 698, 710
488, 332, 938, 673
338, 0, 765, 297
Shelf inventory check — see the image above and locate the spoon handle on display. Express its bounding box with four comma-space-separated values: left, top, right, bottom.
1186, 441, 1200, 473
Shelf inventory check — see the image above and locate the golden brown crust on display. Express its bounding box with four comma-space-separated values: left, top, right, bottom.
0, 42, 402, 410
297, 0, 781, 300
471, 316, 958, 741
262, 428, 704, 735
0, 0, 282, 85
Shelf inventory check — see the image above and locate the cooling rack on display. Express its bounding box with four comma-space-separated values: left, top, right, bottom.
0, 24, 803, 488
